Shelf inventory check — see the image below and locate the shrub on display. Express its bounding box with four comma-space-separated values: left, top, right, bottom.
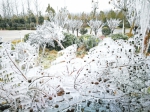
62, 32, 77, 47
102, 27, 111, 36
46, 33, 77, 51
118, 20, 131, 28
147, 45, 150, 53
110, 33, 128, 40
79, 34, 100, 51
16, 27, 22, 30
12, 23, 18, 30
30, 22, 35, 27
79, 28, 88, 35
24, 33, 30, 42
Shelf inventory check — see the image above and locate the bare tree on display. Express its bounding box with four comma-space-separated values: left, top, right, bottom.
6, 0, 12, 18
88, 20, 103, 35
109, 0, 131, 34
14, 0, 19, 16
21, 0, 25, 17
90, 0, 99, 34
34, 0, 39, 25
27, 0, 32, 30
107, 18, 121, 34
1, 0, 7, 18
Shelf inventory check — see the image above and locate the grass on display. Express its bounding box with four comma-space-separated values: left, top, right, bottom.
39, 49, 58, 69
11, 39, 22, 45
76, 45, 87, 58
10, 39, 87, 69
40, 47, 87, 69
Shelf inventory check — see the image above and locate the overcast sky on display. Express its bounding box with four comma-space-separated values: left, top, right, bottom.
48, 0, 113, 13
0, 0, 113, 16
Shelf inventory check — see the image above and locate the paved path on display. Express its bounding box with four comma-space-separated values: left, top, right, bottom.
0, 30, 35, 42
0, 29, 130, 42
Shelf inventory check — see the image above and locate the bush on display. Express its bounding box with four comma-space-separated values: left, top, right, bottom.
62, 33, 77, 48
30, 22, 35, 27
118, 20, 131, 28
16, 27, 22, 30
79, 34, 100, 51
24, 33, 30, 42
46, 33, 78, 51
102, 27, 111, 36
79, 28, 88, 35
110, 33, 128, 40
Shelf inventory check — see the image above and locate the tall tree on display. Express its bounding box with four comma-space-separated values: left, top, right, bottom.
107, 18, 121, 34
27, 0, 32, 29
34, 0, 39, 25
106, 10, 117, 19
14, 0, 19, 16
88, 20, 103, 35
21, 0, 25, 17
91, 0, 99, 20
45, 4, 55, 15
98, 11, 106, 23
109, 0, 130, 34
1, 0, 7, 18
90, 0, 99, 34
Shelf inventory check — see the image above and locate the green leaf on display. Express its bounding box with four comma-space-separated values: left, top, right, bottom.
147, 87, 150, 94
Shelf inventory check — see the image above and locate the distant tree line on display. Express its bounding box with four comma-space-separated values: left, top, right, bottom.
0, 0, 130, 30
68, 10, 130, 29
0, 12, 44, 30
0, 0, 54, 30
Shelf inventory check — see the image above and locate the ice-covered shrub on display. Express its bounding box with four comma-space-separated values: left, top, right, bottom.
54, 7, 69, 28
46, 33, 77, 51
0, 32, 150, 112
66, 19, 83, 36
88, 20, 103, 35
62, 32, 77, 48
78, 34, 100, 51
23, 33, 30, 42
28, 20, 65, 50
107, 18, 121, 34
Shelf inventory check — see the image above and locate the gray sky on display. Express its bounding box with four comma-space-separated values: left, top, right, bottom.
0, 0, 113, 16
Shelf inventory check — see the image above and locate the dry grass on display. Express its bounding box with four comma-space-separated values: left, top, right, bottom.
11, 39, 21, 45
40, 49, 58, 69
76, 45, 87, 58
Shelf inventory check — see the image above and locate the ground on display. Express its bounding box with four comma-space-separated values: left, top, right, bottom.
0, 29, 130, 42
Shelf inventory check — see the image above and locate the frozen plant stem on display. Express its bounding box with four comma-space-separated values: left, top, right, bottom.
5, 49, 28, 81
74, 61, 92, 89
40, 44, 46, 64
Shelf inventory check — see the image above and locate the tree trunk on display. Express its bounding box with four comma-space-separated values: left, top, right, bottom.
72, 29, 74, 34
94, 30, 97, 35
77, 29, 78, 37
90, 8, 96, 34
122, 18, 125, 34
127, 19, 135, 37
143, 30, 150, 54
122, 8, 126, 35
53, 39, 65, 50
40, 44, 46, 64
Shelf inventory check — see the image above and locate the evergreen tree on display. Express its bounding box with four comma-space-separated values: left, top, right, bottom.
99, 11, 106, 23
106, 10, 117, 19
45, 4, 55, 15
38, 16, 44, 25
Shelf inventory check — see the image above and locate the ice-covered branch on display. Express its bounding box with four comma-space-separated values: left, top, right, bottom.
88, 20, 103, 35
107, 18, 121, 34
